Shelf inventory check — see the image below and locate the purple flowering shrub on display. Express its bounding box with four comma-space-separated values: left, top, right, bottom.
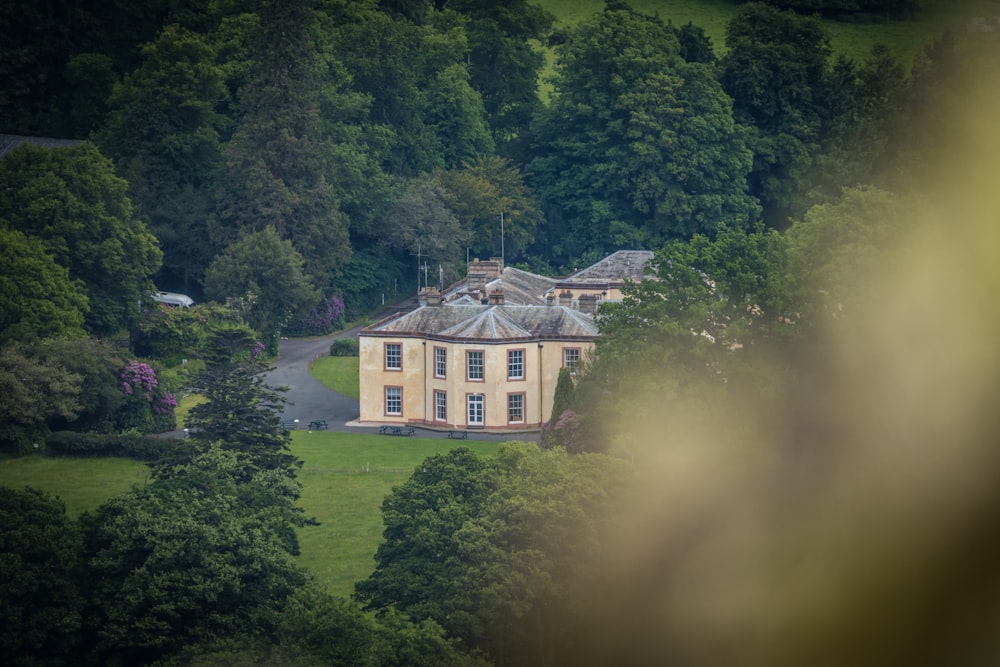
540, 409, 585, 452
116, 360, 177, 433
286, 294, 346, 337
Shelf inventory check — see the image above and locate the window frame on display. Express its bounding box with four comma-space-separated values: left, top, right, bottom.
384, 386, 403, 416
466, 349, 485, 382
434, 346, 447, 379
467, 392, 485, 427
507, 392, 525, 424
507, 348, 525, 381
563, 347, 581, 371
384, 342, 402, 371
434, 390, 447, 422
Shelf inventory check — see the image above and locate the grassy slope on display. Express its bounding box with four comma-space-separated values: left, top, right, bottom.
309, 356, 360, 399
0, 456, 149, 516
0, 433, 503, 597
537, 0, 996, 65
291, 433, 502, 596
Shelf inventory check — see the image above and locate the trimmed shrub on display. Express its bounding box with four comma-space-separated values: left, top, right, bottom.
329, 338, 359, 357
46, 431, 195, 462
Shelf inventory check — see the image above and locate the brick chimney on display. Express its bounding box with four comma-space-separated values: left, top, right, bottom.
423, 286, 441, 306
546, 293, 556, 307
559, 290, 573, 307
578, 293, 599, 315
467, 257, 503, 294
489, 289, 505, 305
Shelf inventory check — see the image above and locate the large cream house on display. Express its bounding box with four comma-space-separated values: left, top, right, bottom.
357, 251, 652, 433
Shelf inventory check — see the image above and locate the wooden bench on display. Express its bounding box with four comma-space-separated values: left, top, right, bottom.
280, 420, 297, 431
379, 425, 415, 437
308, 420, 328, 430
447, 430, 468, 440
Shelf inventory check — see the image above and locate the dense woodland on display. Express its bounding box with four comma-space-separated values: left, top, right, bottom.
3, 0, 1000, 665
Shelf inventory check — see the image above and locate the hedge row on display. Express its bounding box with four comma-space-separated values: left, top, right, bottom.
46, 431, 195, 462
329, 338, 359, 356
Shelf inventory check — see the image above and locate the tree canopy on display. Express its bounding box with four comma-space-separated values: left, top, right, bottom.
0, 143, 161, 336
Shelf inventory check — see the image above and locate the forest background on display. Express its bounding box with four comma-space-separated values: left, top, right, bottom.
2, 0, 1000, 665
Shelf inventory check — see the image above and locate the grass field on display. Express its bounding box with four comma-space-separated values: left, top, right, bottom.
537, 0, 999, 66
291, 432, 502, 596
310, 356, 360, 399
0, 432, 505, 598
0, 455, 150, 516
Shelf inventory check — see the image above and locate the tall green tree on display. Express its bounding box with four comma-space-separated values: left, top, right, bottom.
97, 24, 229, 293
83, 447, 308, 665
0, 143, 162, 336
0, 227, 89, 343
356, 448, 497, 623
530, 2, 756, 265
218, 0, 351, 288
203, 226, 320, 353
810, 44, 907, 202
720, 2, 832, 227
0, 487, 84, 667
784, 185, 910, 332
574, 223, 791, 455
436, 155, 543, 261
0, 344, 82, 450
445, 0, 555, 159
380, 173, 472, 285
36, 337, 132, 434
179, 324, 301, 482
358, 443, 630, 665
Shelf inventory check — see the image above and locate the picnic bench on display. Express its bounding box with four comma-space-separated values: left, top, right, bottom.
280, 419, 297, 431
379, 425, 415, 437
447, 430, 468, 440
308, 420, 328, 430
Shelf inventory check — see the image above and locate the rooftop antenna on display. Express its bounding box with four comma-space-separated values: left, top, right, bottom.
410, 244, 423, 292
500, 211, 505, 263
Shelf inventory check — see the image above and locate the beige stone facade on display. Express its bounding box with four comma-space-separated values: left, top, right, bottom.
358, 305, 596, 432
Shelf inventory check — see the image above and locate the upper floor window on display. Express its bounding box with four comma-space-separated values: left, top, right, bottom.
434, 347, 447, 378
467, 350, 484, 381
385, 343, 401, 370
563, 347, 581, 371
508, 349, 524, 380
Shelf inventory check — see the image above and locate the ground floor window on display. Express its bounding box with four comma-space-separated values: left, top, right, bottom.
508, 392, 525, 424
434, 390, 447, 422
467, 393, 484, 427
385, 386, 402, 415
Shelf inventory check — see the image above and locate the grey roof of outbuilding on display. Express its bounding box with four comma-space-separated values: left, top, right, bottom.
556, 250, 654, 288
0, 134, 85, 159
362, 304, 598, 342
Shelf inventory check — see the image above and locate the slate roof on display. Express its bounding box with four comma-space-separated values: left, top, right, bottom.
362, 304, 598, 343
0, 134, 85, 159
442, 266, 556, 306
555, 250, 654, 289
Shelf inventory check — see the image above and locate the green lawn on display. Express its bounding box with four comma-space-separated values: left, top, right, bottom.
290, 431, 502, 596
0, 431, 506, 598
310, 356, 360, 399
0, 455, 150, 516
537, 0, 997, 66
